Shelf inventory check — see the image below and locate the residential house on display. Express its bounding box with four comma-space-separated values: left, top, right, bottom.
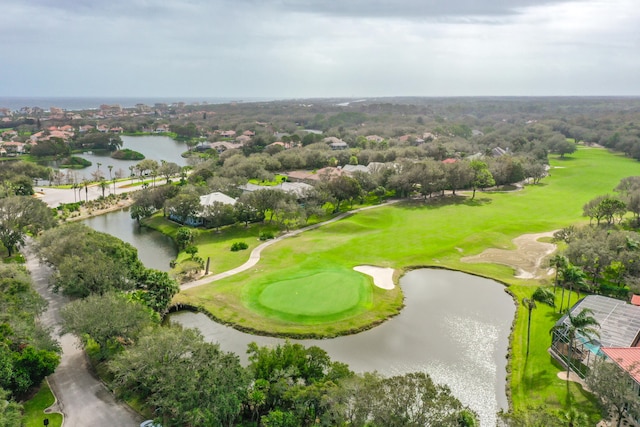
1, 141, 26, 156
208, 141, 243, 153
2, 130, 18, 140
492, 147, 509, 157
423, 132, 436, 141
342, 164, 369, 174
238, 182, 314, 200
600, 347, 640, 394
169, 191, 237, 227
550, 295, 640, 378
323, 136, 348, 150
235, 135, 252, 144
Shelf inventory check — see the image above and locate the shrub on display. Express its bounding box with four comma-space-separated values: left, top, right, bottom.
111, 149, 145, 160
259, 231, 274, 241
231, 241, 249, 252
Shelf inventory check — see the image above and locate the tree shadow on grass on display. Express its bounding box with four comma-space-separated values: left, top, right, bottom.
463, 197, 492, 207
395, 195, 492, 211
552, 156, 579, 162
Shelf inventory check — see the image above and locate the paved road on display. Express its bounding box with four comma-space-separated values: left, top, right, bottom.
36, 179, 139, 208
24, 241, 143, 427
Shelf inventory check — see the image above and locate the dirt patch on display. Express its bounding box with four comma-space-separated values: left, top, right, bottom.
67, 197, 134, 222
461, 231, 558, 279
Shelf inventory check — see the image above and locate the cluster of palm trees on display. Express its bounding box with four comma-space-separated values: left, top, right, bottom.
549, 254, 587, 313
522, 254, 600, 382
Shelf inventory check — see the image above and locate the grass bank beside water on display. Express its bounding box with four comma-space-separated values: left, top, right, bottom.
171, 146, 639, 419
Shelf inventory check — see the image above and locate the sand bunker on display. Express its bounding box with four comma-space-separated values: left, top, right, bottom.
353, 265, 395, 289
461, 231, 558, 279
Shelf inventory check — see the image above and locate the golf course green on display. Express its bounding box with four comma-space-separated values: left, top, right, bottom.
172, 146, 640, 419
177, 147, 640, 338
250, 268, 372, 322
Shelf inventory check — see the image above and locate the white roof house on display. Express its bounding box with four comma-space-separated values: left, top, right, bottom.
199, 192, 237, 207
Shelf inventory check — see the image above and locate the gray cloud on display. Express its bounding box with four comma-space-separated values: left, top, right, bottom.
264, 0, 585, 18
1, 0, 638, 97
19, 0, 585, 19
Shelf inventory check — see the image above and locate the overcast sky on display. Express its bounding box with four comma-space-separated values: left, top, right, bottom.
2, 0, 639, 98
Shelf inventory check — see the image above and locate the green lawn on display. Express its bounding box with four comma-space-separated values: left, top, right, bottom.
175, 146, 640, 416
509, 285, 602, 422
249, 268, 372, 322
22, 381, 62, 427
248, 174, 288, 186
144, 215, 282, 273
179, 147, 640, 333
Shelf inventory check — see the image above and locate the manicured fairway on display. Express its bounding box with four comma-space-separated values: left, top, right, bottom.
173, 146, 640, 419
251, 269, 371, 322
177, 147, 640, 335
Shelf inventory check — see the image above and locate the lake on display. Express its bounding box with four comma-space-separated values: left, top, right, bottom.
54, 135, 189, 182
170, 268, 515, 426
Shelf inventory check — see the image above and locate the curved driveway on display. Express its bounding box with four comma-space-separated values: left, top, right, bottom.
24, 241, 143, 427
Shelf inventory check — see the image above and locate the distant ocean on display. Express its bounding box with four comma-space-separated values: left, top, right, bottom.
0, 96, 276, 112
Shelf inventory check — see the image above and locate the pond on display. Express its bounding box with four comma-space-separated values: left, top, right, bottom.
52, 135, 189, 182
170, 268, 515, 426
82, 208, 176, 271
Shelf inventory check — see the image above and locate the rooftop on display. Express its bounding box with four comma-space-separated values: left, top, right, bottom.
199, 192, 236, 206
555, 295, 640, 349
601, 347, 640, 384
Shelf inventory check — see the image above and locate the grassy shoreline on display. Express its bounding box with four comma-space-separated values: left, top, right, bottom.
163, 146, 638, 420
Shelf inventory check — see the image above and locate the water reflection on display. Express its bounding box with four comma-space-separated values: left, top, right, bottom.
51, 135, 189, 182
82, 208, 176, 271
170, 269, 515, 426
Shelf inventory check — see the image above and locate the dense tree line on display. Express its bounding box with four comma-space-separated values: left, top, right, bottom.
0, 264, 60, 422
58, 294, 478, 427
549, 176, 640, 300
0, 196, 56, 257
0, 161, 51, 197
71, 131, 123, 152
35, 223, 179, 312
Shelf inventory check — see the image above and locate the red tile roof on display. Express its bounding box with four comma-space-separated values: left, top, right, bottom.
601, 347, 640, 383
631, 294, 640, 306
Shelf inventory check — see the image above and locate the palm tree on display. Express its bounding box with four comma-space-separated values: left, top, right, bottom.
561, 407, 589, 427
549, 254, 568, 295
99, 180, 108, 198
562, 264, 586, 312
71, 182, 78, 202
522, 287, 555, 356
551, 308, 600, 380
107, 165, 113, 193
82, 179, 89, 202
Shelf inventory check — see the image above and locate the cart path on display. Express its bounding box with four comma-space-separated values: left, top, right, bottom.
181, 201, 398, 290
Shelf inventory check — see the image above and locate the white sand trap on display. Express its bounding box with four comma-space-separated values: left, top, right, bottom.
353, 265, 395, 289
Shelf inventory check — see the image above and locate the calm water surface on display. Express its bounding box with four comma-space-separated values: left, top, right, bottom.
82, 208, 176, 271
56, 135, 188, 182
171, 269, 515, 426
